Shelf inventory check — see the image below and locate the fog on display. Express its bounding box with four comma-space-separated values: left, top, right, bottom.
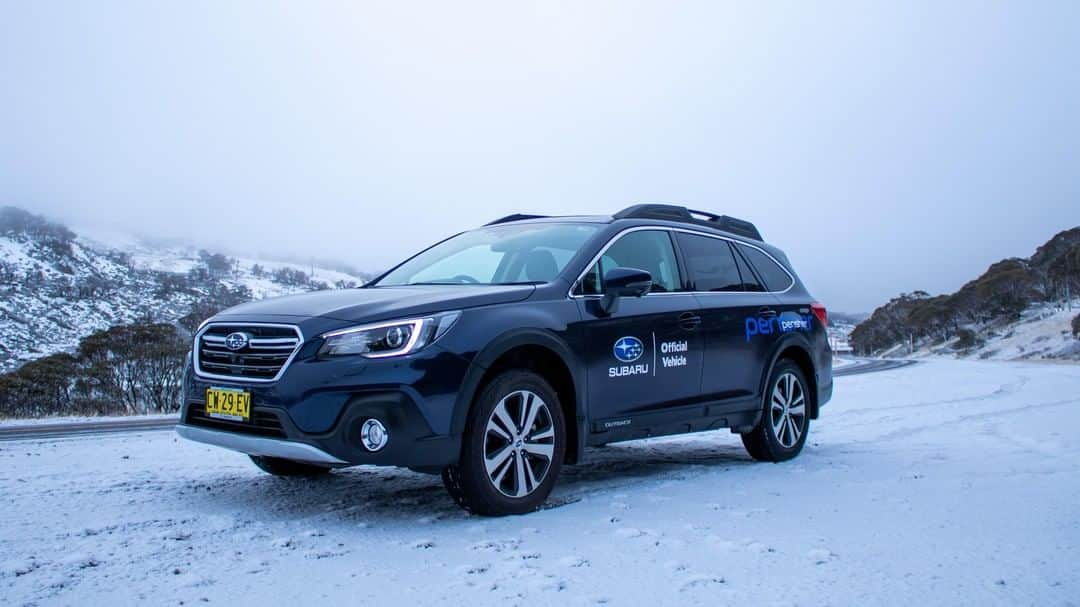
2, 2, 1078, 312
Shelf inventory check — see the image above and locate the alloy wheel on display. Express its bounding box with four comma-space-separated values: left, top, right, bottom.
483, 390, 556, 498
770, 372, 806, 449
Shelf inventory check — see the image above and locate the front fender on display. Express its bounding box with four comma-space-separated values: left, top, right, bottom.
449, 327, 586, 439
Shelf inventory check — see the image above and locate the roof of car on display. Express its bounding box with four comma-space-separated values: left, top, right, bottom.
485, 204, 764, 242
484, 214, 611, 225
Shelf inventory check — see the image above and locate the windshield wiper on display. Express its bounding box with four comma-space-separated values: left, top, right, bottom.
399, 281, 544, 286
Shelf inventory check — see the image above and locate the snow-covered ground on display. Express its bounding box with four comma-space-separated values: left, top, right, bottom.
2, 360, 1078, 606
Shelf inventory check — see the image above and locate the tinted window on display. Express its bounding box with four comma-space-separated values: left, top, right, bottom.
737, 244, 794, 292
733, 248, 765, 292
675, 233, 742, 292
576, 230, 682, 294
578, 259, 603, 295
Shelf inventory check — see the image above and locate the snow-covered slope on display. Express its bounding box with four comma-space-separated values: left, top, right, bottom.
1, 360, 1077, 605
77, 229, 363, 301
972, 304, 1080, 360
0, 218, 365, 372
895, 302, 1080, 361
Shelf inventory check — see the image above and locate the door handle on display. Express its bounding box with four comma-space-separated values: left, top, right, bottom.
758, 307, 778, 318
678, 312, 702, 330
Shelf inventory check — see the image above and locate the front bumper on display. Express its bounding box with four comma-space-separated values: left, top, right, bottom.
178, 339, 472, 469
176, 425, 347, 465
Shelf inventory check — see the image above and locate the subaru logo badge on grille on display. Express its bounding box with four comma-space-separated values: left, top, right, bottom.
225, 332, 250, 351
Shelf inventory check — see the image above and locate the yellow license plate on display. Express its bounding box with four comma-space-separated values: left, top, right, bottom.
205, 387, 251, 422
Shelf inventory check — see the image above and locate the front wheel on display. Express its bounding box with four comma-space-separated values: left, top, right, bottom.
443, 370, 565, 516
741, 360, 811, 462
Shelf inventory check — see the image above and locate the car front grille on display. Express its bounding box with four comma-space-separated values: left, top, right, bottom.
195, 324, 302, 382
185, 402, 287, 438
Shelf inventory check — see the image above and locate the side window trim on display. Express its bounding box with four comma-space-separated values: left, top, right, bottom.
726, 241, 749, 289
665, 230, 693, 292
569, 226, 795, 298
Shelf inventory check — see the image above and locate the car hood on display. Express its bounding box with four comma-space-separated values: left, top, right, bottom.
212, 284, 536, 324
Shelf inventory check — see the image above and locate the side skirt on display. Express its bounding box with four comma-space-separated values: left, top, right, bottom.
582, 397, 760, 452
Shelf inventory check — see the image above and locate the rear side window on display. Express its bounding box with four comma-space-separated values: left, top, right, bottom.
733, 249, 765, 292
737, 244, 794, 292
575, 230, 682, 295
674, 233, 742, 292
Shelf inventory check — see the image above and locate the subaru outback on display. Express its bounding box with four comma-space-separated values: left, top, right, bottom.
176, 204, 833, 516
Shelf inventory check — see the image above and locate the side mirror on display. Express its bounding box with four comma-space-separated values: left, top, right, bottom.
600, 267, 652, 315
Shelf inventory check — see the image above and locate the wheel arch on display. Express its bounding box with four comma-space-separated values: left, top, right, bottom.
451, 329, 586, 465
760, 334, 820, 420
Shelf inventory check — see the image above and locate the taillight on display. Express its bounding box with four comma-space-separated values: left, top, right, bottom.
810, 302, 828, 327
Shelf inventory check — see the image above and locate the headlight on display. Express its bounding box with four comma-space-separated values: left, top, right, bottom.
318, 311, 461, 358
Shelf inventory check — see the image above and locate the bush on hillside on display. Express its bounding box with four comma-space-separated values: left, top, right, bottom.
177, 283, 252, 334
0, 323, 187, 418
954, 328, 979, 350
0, 206, 75, 242
198, 250, 234, 278
1072, 313, 1080, 339
271, 267, 310, 287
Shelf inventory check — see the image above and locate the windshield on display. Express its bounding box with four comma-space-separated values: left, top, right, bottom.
373, 222, 600, 286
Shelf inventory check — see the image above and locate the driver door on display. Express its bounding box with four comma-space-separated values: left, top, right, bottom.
573, 229, 704, 429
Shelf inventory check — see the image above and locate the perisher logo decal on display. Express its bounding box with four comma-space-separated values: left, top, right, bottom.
745, 313, 813, 341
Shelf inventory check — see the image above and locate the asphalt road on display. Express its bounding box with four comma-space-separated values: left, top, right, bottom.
833, 358, 918, 377
0, 415, 179, 441
0, 359, 916, 441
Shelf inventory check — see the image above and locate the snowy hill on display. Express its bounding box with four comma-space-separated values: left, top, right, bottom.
850, 226, 1080, 361
0, 207, 367, 372
887, 302, 1080, 361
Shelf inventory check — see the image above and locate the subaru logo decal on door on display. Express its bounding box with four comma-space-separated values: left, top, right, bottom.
225, 332, 250, 351
613, 336, 644, 363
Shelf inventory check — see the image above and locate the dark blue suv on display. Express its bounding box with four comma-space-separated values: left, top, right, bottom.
177, 204, 832, 515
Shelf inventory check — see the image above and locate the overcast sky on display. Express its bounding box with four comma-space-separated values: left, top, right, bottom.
2, 2, 1078, 312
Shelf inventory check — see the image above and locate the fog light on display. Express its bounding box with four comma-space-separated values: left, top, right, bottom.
360, 419, 389, 452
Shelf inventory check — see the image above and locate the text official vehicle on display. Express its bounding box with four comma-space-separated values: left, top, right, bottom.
176, 204, 833, 515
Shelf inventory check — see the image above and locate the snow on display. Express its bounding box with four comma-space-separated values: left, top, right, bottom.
890, 302, 1080, 362
2, 360, 1078, 605
76, 231, 364, 297
968, 304, 1079, 361
0, 228, 366, 372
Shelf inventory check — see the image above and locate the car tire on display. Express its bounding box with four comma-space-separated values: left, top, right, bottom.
741, 360, 811, 462
443, 370, 565, 516
249, 455, 332, 477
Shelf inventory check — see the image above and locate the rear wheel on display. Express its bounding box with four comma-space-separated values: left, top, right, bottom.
741, 360, 810, 462
249, 455, 332, 477
443, 370, 565, 516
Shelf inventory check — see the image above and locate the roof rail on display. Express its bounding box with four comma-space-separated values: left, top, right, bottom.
613, 204, 763, 241
485, 213, 548, 226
